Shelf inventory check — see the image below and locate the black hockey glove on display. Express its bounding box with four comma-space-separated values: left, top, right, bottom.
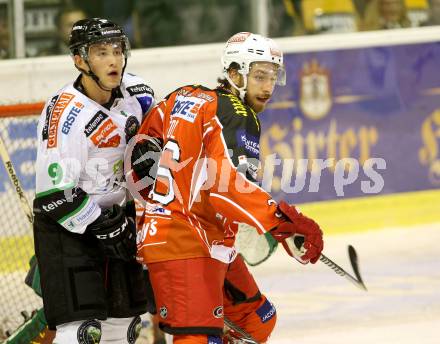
131, 136, 163, 181
88, 204, 137, 261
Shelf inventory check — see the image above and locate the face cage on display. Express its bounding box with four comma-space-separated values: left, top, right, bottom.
77, 36, 131, 61
239, 62, 286, 86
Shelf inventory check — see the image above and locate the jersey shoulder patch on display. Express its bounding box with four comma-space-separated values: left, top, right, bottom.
123, 73, 155, 114
124, 73, 154, 97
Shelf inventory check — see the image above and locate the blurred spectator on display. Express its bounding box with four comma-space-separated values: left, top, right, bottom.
132, 0, 184, 47
0, 7, 9, 59
39, 5, 86, 56
362, 0, 411, 30
352, 0, 371, 17
405, 0, 429, 26
281, 0, 359, 35
275, 0, 305, 36
0, 17, 9, 59
72, 0, 137, 46
132, 0, 250, 48
426, 0, 440, 25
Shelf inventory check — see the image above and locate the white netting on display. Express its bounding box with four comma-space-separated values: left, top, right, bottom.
0, 112, 42, 339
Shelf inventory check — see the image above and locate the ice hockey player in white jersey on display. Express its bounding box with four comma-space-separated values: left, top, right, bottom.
32, 18, 155, 343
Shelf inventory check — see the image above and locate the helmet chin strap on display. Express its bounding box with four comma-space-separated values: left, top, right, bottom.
75, 65, 113, 92
224, 71, 248, 102
80, 61, 113, 92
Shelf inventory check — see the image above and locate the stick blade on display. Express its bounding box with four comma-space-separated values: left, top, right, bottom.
348, 245, 367, 291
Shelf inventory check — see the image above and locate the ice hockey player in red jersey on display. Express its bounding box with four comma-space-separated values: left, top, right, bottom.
129, 32, 324, 344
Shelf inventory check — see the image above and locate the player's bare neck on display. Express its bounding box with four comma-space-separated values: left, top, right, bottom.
81, 75, 112, 105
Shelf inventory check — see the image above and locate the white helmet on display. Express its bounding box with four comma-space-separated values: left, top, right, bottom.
221, 32, 286, 100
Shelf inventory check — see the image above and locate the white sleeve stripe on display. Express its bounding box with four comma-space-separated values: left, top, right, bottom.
210, 192, 266, 234
142, 215, 171, 221
202, 126, 213, 139
213, 117, 236, 167
183, 207, 211, 249
157, 107, 165, 121
138, 241, 167, 249
213, 116, 224, 129
189, 147, 205, 209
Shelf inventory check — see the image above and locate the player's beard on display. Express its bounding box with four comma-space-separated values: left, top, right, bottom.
245, 94, 268, 114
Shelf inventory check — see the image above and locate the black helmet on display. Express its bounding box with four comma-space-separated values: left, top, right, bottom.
69, 18, 130, 58
69, 18, 130, 91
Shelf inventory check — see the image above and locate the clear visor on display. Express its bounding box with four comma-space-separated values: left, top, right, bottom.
79, 36, 131, 60
248, 62, 286, 86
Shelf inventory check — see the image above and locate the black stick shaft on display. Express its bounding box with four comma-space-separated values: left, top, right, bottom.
319, 253, 367, 291
283, 236, 367, 291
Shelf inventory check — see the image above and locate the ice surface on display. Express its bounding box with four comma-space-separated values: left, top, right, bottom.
250, 223, 440, 343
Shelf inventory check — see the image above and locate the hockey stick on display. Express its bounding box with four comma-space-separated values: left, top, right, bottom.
0, 134, 34, 224
319, 245, 367, 291
224, 316, 259, 344
0, 131, 40, 338
285, 236, 367, 291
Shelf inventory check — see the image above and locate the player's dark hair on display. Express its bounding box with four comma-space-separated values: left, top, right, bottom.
217, 62, 240, 90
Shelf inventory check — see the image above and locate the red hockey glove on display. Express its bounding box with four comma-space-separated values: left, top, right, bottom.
270, 201, 323, 264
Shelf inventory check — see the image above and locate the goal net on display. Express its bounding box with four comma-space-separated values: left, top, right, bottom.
0, 102, 44, 339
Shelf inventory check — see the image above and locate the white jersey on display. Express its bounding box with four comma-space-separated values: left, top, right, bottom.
35, 73, 155, 234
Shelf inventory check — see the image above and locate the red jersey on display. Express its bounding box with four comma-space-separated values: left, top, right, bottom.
134, 85, 282, 264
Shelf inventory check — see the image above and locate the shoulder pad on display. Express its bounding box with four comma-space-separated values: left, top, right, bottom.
123, 73, 155, 97
165, 85, 215, 100
216, 90, 252, 119
191, 84, 213, 92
